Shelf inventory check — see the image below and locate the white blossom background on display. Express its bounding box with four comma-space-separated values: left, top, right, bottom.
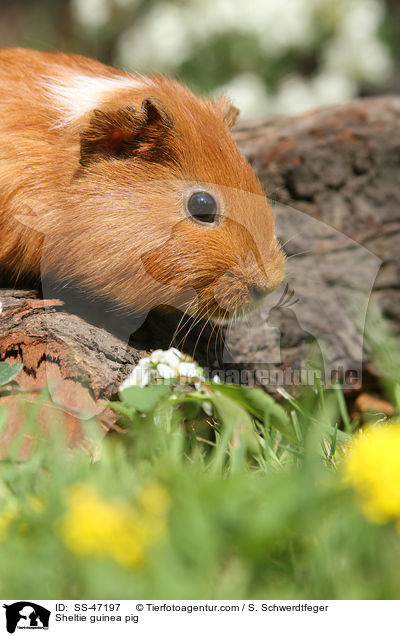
69, 0, 395, 117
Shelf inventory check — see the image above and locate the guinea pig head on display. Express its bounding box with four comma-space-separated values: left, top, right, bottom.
141, 184, 285, 321
75, 83, 285, 320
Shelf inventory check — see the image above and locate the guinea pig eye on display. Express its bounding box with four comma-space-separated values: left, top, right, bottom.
186, 191, 218, 225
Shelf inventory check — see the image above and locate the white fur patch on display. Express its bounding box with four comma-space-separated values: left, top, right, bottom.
44, 72, 152, 127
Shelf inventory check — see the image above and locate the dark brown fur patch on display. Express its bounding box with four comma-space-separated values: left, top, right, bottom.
80, 98, 176, 167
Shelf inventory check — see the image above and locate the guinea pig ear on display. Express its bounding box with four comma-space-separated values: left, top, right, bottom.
214, 97, 240, 129
79, 97, 175, 167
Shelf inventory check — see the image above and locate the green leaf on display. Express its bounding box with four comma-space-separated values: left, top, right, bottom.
106, 401, 139, 420
211, 383, 286, 420
209, 391, 255, 431
211, 383, 296, 442
179, 400, 202, 420
119, 384, 172, 413
207, 391, 260, 473
0, 362, 23, 387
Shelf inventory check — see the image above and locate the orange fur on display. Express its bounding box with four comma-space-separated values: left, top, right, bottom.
0, 48, 285, 319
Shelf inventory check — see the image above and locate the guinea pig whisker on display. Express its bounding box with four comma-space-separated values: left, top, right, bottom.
275, 282, 290, 308
283, 273, 325, 288
278, 231, 306, 251
214, 324, 220, 365
217, 309, 228, 363
206, 315, 219, 366
175, 315, 198, 352
176, 306, 207, 353
285, 250, 312, 261
231, 307, 240, 331
274, 288, 297, 309
268, 191, 310, 210
169, 298, 197, 347
278, 288, 295, 307
272, 287, 300, 311
192, 308, 217, 361
213, 309, 224, 364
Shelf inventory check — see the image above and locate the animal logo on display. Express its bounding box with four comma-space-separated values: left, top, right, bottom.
2, 602, 50, 633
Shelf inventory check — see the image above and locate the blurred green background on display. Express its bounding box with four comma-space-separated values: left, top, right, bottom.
0, 0, 399, 118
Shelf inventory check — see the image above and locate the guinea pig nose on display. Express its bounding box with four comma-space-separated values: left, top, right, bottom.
248, 284, 267, 302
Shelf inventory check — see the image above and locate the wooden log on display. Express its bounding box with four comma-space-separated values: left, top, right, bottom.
0, 289, 144, 454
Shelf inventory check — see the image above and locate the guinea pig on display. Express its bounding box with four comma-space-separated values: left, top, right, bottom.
0, 47, 285, 322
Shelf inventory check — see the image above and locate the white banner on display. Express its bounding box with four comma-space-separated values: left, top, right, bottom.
1, 600, 398, 635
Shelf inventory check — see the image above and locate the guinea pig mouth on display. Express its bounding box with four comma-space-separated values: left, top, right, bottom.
202, 248, 286, 322
201, 269, 285, 322
197, 289, 266, 324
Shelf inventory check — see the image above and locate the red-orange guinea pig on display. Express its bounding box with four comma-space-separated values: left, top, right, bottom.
0, 48, 285, 321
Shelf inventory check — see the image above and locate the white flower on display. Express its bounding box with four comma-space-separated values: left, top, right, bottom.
273, 74, 316, 115
138, 357, 152, 369
178, 362, 205, 383
178, 362, 197, 378
323, 33, 392, 83
119, 348, 203, 390
168, 348, 185, 359
340, 0, 385, 39
202, 401, 213, 416
119, 366, 155, 389
157, 363, 179, 380
255, 0, 314, 53
273, 71, 357, 115
151, 348, 185, 370
217, 73, 270, 118
70, 0, 111, 29
322, 0, 392, 85
117, 3, 192, 71
149, 350, 164, 364
311, 71, 356, 105
160, 349, 182, 370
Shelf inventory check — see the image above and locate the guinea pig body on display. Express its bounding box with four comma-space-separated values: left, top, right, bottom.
0, 47, 285, 320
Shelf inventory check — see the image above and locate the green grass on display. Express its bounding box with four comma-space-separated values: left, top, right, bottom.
0, 309, 400, 600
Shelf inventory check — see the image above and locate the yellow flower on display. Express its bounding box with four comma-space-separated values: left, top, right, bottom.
0, 495, 45, 540
0, 506, 17, 540
28, 496, 45, 514
58, 483, 170, 567
138, 483, 172, 517
344, 422, 400, 524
